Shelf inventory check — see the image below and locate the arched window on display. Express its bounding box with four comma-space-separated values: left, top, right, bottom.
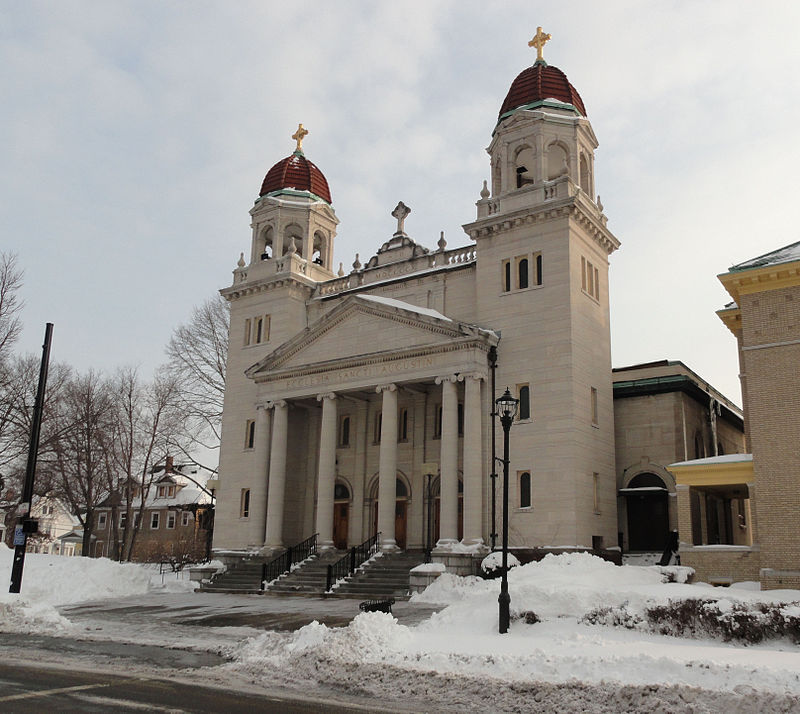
240, 489, 250, 518
579, 154, 591, 194
261, 226, 274, 260
339, 415, 350, 447
535, 253, 543, 285
514, 146, 535, 188
518, 385, 530, 420
396, 479, 408, 498
313, 231, 327, 267
547, 143, 568, 180
519, 472, 531, 508
334, 482, 350, 501
503, 260, 512, 292
518, 257, 529, 289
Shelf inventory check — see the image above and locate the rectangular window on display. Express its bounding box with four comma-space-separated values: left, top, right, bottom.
338, 415, 351, 447
373, 411, 382, 444
245, 419, 255, 449
581, 256, 600, 300
182, 511, 191, 527
243, 318, 251, 346
97, 513, 107, 530
134, 512, 141, 529
150, 512, 160, 529
398, 408, 409, 441
168, 486, 175, 498
593, 472, 600, 513
254, 316, 263, 344
240, 489, 250, 518
157, 485, 166, 498
433, 404, 443, 439
517, 383, 531, 420
535, 253, 543, 286
502, 260, 511, 292
119, 512, 127, 529
591, 387, 599, 426
166, 512, 176, 529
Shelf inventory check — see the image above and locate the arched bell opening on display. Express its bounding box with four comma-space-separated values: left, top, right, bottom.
260, 225, 274, 260
546, 141, 569, 180
514, 145, 535, 188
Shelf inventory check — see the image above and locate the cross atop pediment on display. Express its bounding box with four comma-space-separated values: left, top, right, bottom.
528, 26, 551, 62
392, 201, 411, 235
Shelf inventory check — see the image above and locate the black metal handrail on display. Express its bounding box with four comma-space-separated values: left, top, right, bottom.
326, 532, 381, 592
261, 533, 318, 589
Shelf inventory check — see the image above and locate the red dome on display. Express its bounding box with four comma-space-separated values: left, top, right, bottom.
498, 62, 586, 122
259, 151, 332, 203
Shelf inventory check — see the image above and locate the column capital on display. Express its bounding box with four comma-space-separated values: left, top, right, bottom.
375, 383, 397, 394
435, 374, 459, 385
316, 392, 337, 402
267, 399, 287, 410
458, 372, 486, 383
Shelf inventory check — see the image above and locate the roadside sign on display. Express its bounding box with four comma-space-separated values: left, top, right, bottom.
13, 526, 25, 546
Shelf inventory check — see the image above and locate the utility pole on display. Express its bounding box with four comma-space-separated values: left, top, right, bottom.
9, 323, 53, 594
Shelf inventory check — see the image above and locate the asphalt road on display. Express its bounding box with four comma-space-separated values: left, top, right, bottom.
0, 661, 402, 714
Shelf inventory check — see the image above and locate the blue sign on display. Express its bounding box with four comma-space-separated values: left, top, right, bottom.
13, 526, 25, 546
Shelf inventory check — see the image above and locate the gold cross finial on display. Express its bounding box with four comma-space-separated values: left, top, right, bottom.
528, 26, 551, 62
292, 123, 308, 152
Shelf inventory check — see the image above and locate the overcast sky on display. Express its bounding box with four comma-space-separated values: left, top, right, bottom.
3, 1, 799, 407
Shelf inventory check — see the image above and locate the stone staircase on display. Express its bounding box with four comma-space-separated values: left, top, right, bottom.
265, 549, 346, 595
200, 558, 265, 593
330, 551, 424, 600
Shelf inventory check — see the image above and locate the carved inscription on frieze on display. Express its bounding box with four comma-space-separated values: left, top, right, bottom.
284, 355, 436, 391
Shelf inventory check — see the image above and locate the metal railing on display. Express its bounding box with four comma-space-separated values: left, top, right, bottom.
326, 532, 381, 592
261, 533, 318, 589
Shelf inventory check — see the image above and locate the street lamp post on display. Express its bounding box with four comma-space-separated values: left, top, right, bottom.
496, 387, 519, 634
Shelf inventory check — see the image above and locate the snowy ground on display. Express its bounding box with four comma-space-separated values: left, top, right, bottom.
3, 544, 800, 712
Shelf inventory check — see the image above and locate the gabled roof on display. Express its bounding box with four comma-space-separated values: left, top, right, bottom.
729, 240, 800, 272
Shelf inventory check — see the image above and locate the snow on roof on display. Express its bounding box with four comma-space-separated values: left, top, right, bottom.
669, 453, 752, 468
729, 240, 800, 272
356, 294, 452, 322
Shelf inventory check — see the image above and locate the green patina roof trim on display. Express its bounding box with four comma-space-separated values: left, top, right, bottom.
255, 188, 331, 206
494, 98, 580, 134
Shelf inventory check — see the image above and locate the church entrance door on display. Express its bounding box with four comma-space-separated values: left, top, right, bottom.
333, 503, 349, 550
624, 473, 669, 551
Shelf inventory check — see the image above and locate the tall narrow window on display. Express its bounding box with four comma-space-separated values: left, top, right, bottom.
245, 419, 255, 449
502, 260, 511, 292
254, 317, 263, 344
398, 408, 409, 441
240, 489, 250, 518
590, 387, 598, 426
581, 257, 587, 291
593, 472, 600, 513
166, 512, 176, 529
535, 253, 543, 286
150, 512, 160, 529
517, 257, 529, 289
519, 472, 531, 508
339, 415, 351, 447
518, 384, 530, 420
243, 319, 252, 346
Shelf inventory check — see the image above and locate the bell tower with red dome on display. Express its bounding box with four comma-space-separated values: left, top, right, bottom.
464, 30, 622, 549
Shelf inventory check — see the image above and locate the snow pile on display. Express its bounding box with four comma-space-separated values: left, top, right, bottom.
0, 543, 195, 633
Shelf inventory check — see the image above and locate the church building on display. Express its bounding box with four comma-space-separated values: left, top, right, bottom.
213, 31, 625, 561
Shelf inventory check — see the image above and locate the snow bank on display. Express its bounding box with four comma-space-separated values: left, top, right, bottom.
0, 543, 195, 633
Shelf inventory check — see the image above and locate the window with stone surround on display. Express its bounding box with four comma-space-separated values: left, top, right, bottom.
517, 256, 529, 289
581, 256, 600, 300
245, 419, 255, 450
373, 411, 382, 444
502, 260, 511, 292
398, 408, 409, 442
243, 318, 251, 346
590, 387, 598, 426
339, 415, 351, 447
150, 512, 160, 529
502, 253, 542, 293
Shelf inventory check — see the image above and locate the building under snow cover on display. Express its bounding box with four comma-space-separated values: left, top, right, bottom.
669, 241, 800, 589
210, 33, 746, 574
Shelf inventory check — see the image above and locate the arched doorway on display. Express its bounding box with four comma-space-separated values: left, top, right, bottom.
623, 472, 669, 551
333, 481, 350, 550
371, 477, 409, 549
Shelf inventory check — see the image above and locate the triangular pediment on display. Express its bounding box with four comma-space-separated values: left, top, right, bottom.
246, 295, 490, 378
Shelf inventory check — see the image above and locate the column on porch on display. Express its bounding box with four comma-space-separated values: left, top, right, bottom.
461, 373, 484, 545
437, 375, 459, 545
251, 404, 272, 544
377, 383, 398, 551
264, 400, 288, 548
315, 392, 338, 549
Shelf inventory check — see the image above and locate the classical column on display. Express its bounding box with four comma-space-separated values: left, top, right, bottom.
315, 392, 338, 549
461, 373, 484, 545
377, 383, 398, 551
264, 400, 288, 548
252, 405, 272, 545
437, 375, 459, 545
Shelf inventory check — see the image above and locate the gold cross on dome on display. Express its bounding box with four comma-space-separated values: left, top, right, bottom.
292, 123, 308, 152
528, 26, 551, 62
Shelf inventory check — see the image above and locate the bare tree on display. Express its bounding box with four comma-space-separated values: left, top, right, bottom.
0, 252, 23, 361
51, 370, 115, 556
165, 295, 228, 464
110, 367, 189, 561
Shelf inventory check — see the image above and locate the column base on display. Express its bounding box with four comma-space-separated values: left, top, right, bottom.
433, 538, 459, 551
381, 538, 400, 552
258, 544, 285, 558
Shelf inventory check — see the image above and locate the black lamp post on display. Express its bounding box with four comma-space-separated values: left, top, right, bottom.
496, 387, 519, 634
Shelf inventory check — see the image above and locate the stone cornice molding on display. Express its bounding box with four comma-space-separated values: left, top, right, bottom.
375, 383, 398, 394
463, 196, 619, 256
221, 274, 316, 302
718, 262, 800, 303
317, 392, 337, 402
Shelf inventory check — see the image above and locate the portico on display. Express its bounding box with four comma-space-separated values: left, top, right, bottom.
243, 295, 496, 553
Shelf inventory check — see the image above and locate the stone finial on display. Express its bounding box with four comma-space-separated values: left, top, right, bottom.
597, 195, 604, 212
438, 231, 447, 252
237, 252, 246, 268
391, 201, 411, 235
480, 180, 490, 199
337, 262, 344, 277
288, 236, 297, 254
352, 253, 362, 271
